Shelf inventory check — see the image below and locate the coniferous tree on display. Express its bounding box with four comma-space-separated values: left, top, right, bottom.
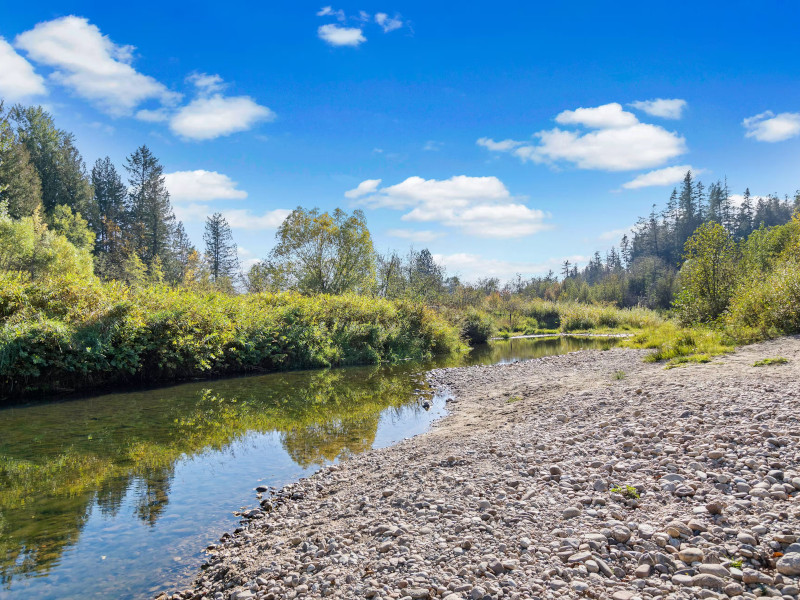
91, 157, 127, 254
10, 105, 94, 217
203, 212, 239, 283
0, 116, 42, 218
735, 188, 754, 240
125, 145, 176, 268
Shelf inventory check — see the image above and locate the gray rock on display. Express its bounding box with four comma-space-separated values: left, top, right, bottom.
776, 553, 800, 576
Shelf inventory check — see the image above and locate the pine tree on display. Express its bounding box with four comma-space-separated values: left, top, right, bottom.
125, 145, 176, 267
203, 212, 239, 283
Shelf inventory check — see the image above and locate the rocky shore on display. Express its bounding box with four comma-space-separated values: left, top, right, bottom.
163, 337, 800, 600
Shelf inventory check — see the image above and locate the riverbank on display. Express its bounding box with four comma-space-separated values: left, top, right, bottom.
167, 337, 800, 600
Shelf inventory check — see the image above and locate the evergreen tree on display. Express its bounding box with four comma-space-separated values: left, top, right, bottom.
203, 212, 239, 283
735, 188, 754, 240
171, 222, 197, 283
0, 120, 42, 218
10, 105, 94, 217
125, 145, 176, 268
91, 157, 127, 254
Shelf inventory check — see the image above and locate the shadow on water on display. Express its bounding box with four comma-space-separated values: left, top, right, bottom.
0, 335, 616, 599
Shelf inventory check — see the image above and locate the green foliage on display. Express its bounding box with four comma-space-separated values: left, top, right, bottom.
728, 558, 744, 569
674, 222, 737, 324
49, 204, 95, 250
613, 370, 626, 380
610, 484, 640, 499
0, 204, 94, 280
506, 395, 522, 404
624, 322, 733, 367
461, 308, 495, 344
0, 277, 464, 400
0, 104, 42, 219
753, 357, 788, 367
263, 207, 376, 295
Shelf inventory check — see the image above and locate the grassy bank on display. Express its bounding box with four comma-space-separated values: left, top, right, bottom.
0, 273, 464, 401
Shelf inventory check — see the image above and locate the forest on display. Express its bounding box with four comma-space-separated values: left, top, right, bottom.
2, 100, 800, 398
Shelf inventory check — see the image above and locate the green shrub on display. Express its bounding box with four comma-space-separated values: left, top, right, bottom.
725, 259, 800, 336
461, 308, 495, 344
0, 277, 465, 400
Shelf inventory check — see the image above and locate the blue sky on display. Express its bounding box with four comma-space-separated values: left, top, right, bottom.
2, 2, 799, 280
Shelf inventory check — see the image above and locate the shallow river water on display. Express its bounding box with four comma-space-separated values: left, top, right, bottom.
0, 336, 618, 599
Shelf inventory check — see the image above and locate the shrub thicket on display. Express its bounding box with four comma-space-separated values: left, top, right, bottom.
0, 274, 464, 400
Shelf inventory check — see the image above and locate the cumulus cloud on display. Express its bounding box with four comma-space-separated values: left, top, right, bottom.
318, 24, 366, 47
478, 102, 687, 171
375, 13, 403, 32
349, 175, 550, 238
164, 170, 248, 202
742, 111, 800, 142
187, 72, 225, 94
386, 229, 443, 243
169, 94, 275, 140
555, 103, 639, 128
0, 37, 47, 101
629, 98, 687, 119
344, 179, 382, 198
621, 165, 699, 190
15, 16, 180, 116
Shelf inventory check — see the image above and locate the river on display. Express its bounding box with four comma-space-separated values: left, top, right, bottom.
0, 336, 618, 599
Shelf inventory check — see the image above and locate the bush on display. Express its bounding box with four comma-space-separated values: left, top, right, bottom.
725, 258, 800, 337
0, 277, 465, 400
461, 309, 495, 344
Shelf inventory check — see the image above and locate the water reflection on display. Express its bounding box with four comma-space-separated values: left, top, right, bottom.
0, 335, 616, 599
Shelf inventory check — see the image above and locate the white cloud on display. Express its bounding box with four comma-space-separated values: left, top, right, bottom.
0, 37, 47, 101
386, 229, 444, 243
479, 102, 687, 171
629, 98, 687, 119
621, 165, 698, 190
742, 111, 800, 142
317, 6, 346, 21
15, 16, 180, 116
598, 226, 635, 242
173, 204, 291, 230
728, 193, 767, 208
344, 178, 382, 198
318, 24, 366, 47
169, 94, 275, 140
164, 170, 248, 202
432, 253, 587, 282
555, 103, 639, 129
222, 208, 292, 230
476, 137, 523, 152
375, 13, 403, 32
423, 140, 443, 151
350, 175, 550, 238
187, 72, 225, 94
135, 108, 170, 122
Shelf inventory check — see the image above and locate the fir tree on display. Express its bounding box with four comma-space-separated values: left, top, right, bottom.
203, 212, 239, 283
91, 157, 127, 254
125, 145, 176, 267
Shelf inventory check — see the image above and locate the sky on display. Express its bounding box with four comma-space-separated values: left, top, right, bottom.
2, 2, 800, 281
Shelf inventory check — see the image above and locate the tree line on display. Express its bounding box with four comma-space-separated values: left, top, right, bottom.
0, 102, 241, 288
